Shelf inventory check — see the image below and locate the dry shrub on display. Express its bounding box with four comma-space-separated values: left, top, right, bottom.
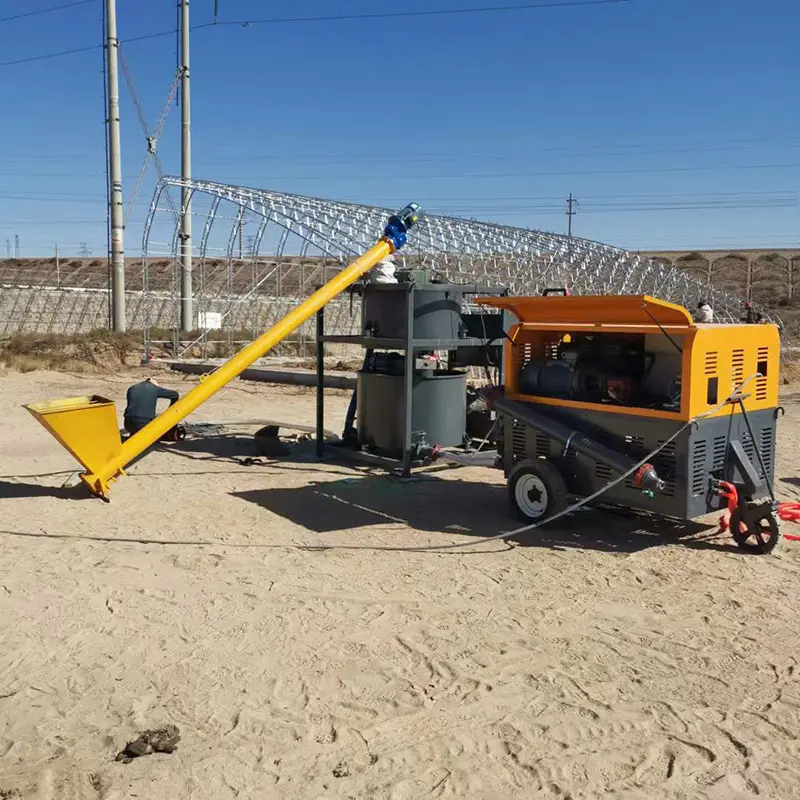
782, 358, 800, 386
0, 330, 143, 373
0, 355, 41, 373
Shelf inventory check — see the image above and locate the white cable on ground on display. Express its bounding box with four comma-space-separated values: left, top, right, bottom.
299, 375, 762, 553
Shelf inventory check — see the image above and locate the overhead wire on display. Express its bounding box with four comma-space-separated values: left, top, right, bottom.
207, 162, 800, 182
0, 42, 100, 67
0, 161, 798, 180
198, 137, 800, 164
0, 0, 629, 67
4, 137, 799, 165
0, 0, 96, 24
213, 0, 631, 28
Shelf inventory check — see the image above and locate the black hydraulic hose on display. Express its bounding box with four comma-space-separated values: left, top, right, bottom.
493, 396, 664, 490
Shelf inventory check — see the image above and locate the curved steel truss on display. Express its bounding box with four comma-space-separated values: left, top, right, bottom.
139, 176, 773, 356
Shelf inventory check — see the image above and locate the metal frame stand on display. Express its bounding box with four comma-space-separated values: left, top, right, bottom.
315, 282, 506, 477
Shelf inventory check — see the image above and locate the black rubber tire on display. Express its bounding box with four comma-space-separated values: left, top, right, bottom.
508, 458, 569, 524
731, 508, 781, 555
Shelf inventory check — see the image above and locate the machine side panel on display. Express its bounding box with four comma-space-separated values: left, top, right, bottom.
687, 325, 781, 419
503, 404, 689, 518
502, 402, 778, 520
685, 409, 777, 518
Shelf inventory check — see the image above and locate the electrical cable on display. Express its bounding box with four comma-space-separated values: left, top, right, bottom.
642, 301, 683, 355
0, 42, 100, 67
191, 140, 800, 166
296, 374, 765, 553
0, 0, 628, 68
300, 422, 690, 552
10, 144, 799, 166
212, 0, 631, 28
0, 0, 96, 24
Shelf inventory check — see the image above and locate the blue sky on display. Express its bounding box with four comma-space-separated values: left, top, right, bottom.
0, 0, 798, 257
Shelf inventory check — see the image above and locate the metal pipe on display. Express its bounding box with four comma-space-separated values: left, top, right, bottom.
105, 0, 126, 331
179, 0, 193, 331
316, 306, 325, 459
80, 211, 419, 498
167, 362, 357, 390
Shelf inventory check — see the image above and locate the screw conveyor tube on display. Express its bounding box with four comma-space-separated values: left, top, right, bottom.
79, 204, 422, 497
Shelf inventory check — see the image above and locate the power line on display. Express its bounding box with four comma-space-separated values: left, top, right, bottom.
3, 137, 800, 167
5, 136, 798, 164
0, 0, 96, 24
0, 195, 106, 205
360, 190, 799, 203
1, 196, 794, 227
0, 42, 100, 67
4, 161, 800, 180
194, 161, 800, 182
0, 189, 792, 207
121, 137, 800, 167
214, 0, 631, 28
431, 198, 799, 216
0, 0, 629, 67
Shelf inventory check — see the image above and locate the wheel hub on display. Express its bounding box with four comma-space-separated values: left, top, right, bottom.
515, 473, 548, 517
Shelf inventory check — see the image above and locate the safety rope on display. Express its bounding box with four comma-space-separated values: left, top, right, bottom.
119, 44, 180, 225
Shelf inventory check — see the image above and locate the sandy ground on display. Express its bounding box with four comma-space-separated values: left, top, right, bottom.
1, 368, 800, 800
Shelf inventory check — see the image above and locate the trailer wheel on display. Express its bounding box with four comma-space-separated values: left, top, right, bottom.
508, 459, 568, 524
730, 508, 781, 555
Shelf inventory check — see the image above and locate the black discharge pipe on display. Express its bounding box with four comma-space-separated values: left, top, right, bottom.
494, 396, 666, 494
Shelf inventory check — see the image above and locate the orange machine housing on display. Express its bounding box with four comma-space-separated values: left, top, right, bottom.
477, 294, 780, 421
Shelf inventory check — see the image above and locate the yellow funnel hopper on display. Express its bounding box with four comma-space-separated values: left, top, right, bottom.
24, 396, 122, 477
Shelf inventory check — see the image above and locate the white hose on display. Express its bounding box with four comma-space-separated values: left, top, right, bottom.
300, 375, 762, 553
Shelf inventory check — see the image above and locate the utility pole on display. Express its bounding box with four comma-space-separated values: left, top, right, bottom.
179, 0, 193, 331
105, 0, 126, 331
566, 193, 578, 237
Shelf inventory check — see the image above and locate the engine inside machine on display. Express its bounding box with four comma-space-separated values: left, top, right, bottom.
517, 330, 684, 412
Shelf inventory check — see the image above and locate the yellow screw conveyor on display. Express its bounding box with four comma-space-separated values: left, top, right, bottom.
24, 203, 423, 499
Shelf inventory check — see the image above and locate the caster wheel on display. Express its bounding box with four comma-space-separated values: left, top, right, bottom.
508, 458, 568, 525
731, 508, 781, 555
